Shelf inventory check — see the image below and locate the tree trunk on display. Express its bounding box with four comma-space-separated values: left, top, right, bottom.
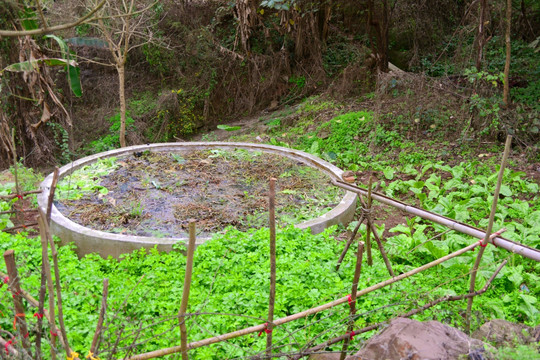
475, 0, 489, 70
503, 0, 512, 107
318, 2, 332, 46
367, 0, 389, 73
117, 63, 127, 148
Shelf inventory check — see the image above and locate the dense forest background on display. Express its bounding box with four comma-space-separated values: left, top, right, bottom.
0, 0, 539, 168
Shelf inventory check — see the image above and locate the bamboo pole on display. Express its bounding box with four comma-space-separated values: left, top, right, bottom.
90, 278, 109, 358
293, 259, 507, 359
466, 136, 512, 332
365, 178, 373, 266
178, 221, 197, 360
3, 250, 32, 357
127, 241, 479, 360
266, 178, 277, 357
340, 241, 364, 360
332, 180, 540, 261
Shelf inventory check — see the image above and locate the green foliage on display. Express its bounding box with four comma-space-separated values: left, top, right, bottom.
485, 343, 540, 360
128, 91, 158, 117
44, 34, 82, 97
87, 113, 135, 153
56, 157, 119, 200
323, 37, 362, 77
148, 89, 203, 142
142, 43, 174, 76
47, 122, 72, 164
216, 124, 241, 131
298, 111, 371, 168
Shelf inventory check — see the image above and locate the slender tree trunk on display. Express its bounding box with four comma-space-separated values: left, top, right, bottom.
503, 0, 512, 107
117, 62, 127, 148
367, 0, 389, 72
318, 2, 332, 46
475, 0, 489, 70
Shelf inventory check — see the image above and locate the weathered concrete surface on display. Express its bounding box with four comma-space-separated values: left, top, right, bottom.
39, 142, 357, 259
347, 318, 484, 360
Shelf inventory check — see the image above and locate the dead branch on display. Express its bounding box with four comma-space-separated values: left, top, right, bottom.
0, 0, 107, 37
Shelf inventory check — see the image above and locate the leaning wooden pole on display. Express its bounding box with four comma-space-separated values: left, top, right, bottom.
4, 250, 32, 357
466, 136, 512, 331
178, 221, 197, 360
358, 194, 394, 277
336, 214, 365, 271
340, 241, 364, 360
46, 167, 60, 223
266, 178, 277, 357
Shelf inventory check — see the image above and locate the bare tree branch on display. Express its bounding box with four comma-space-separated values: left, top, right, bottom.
0, 0, 107, 37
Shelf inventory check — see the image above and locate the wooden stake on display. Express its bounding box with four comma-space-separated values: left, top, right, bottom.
90, 278, 109, 357
365, 177, 373, 266
367, 219, 394, 277
46, 167, 60, 224
35, 246, 48, 360
336, 214, 365, 271
3, 250, 32, 357
466, 135, 512, 332
340, 241, 364, 360
266, 178, 277, 357
178, 221, 197, 360
37, 208, 73, 358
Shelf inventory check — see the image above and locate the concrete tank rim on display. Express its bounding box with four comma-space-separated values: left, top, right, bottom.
38, 142, 357, 256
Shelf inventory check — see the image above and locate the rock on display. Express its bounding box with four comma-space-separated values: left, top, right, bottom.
342, 171, 356, 183
347, 318, 484, 360
472, 319, 538, 347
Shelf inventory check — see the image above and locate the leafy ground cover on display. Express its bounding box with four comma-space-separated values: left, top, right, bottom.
1, 102, 539, 359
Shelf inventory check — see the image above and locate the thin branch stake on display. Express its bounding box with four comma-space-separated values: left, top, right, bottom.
178, 221, 197, 360
336, 214, 366, 271
365, 177, 373, 266
266, 178, 277, 357
46, 167, 60, 223
466, 135, 512, 332
90, 278, 109, 357
340, 241, 364, 360
37, 208, 74, 358
3, 250, 32, 357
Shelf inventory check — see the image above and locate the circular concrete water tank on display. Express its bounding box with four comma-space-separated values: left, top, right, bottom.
38, 143, 357, 258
